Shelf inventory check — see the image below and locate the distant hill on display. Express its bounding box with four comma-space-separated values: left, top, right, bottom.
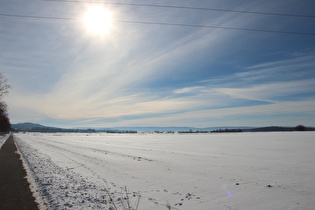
11, 122, 315, 132
245, 126, 294, 132
12, 123, 251, 132
245, 126, 315, 132
202, 126, 253, 131
71, 126, 196, 132
74, 126, 253, 132
110, 127, 197, 132
11, 122, 50, 130
11, 123, 89, 133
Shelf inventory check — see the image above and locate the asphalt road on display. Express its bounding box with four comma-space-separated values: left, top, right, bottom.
0, 134, 39, 210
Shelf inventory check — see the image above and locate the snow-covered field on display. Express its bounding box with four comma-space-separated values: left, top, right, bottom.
14, 132, 315, 210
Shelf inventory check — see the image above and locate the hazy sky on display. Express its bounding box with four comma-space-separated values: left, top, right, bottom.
1, 0, 315, 128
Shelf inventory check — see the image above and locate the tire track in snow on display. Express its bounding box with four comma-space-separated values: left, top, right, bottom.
27, 136, 142, 180
16, 134, 205, 209
30, 136, 201, 209
15, 135, 141, 210
32, 135, 154, 162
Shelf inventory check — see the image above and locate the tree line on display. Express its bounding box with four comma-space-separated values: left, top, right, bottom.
0, 73, 10, 132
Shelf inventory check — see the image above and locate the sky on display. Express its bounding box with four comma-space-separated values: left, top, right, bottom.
1, 0, 315, 128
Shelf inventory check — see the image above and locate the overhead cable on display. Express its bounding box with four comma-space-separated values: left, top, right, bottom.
1, 13, 315, 36
118, 20, 315, 36
44, 0, 315, 18
0, 13, 77, 21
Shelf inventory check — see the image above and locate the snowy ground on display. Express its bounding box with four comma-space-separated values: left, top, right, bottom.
14, 132, 315, 210
0, 133, 9, 148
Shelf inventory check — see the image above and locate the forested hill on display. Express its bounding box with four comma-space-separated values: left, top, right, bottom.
244, 126, 315, 132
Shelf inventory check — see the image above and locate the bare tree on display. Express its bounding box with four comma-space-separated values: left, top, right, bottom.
0, 73, 10, 132
0, 73, 10, 98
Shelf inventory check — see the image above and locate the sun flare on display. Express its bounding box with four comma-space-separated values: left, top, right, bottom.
83, 6, 113, 35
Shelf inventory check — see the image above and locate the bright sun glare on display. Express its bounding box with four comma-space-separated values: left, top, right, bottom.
83, 6, 113, 35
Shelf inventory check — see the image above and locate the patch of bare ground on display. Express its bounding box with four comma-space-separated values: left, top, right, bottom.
0, 134, 39, 210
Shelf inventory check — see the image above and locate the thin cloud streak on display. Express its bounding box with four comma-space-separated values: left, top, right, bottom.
215, 79, 315, 102
7, 11, 236, 120
100, 100, 315, 127
7, 51, 315, 126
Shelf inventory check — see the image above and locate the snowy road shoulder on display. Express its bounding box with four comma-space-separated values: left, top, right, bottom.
14, 135, 139, 210
0, 133, 9, 149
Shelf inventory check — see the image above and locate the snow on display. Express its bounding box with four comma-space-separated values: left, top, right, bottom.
14, 132, 315, 210
0, 133, 9, 148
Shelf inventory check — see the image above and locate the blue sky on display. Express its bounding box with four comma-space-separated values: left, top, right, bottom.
1, 0, 315, 128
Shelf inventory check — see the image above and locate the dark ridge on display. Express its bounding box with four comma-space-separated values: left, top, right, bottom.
244, 126, 315, 132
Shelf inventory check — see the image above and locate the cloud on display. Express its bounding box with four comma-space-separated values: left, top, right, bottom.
6, 5, 242, 120
173, 86, 204, 94
247, 54, 315, 70
8, 50, 315, 126
99, 100, 315, 127
215, 79, 315, 102
4, 0, 315, 127
239, 54, 315, 82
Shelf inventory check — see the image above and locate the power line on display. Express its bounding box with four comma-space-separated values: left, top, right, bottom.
44, 0, 315, 18
0, 13, 77, 21
1, 13, 315, 36
118, 20, 315, 36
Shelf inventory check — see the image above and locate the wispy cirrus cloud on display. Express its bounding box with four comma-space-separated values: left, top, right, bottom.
8, 50, 315, 127
215, 79, 315, 102
173, 86, 204, 94
96, 100, 315, 127
3, 0, 315, 127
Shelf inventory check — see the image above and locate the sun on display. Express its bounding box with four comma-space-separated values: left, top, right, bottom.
83, 5, 113, 35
